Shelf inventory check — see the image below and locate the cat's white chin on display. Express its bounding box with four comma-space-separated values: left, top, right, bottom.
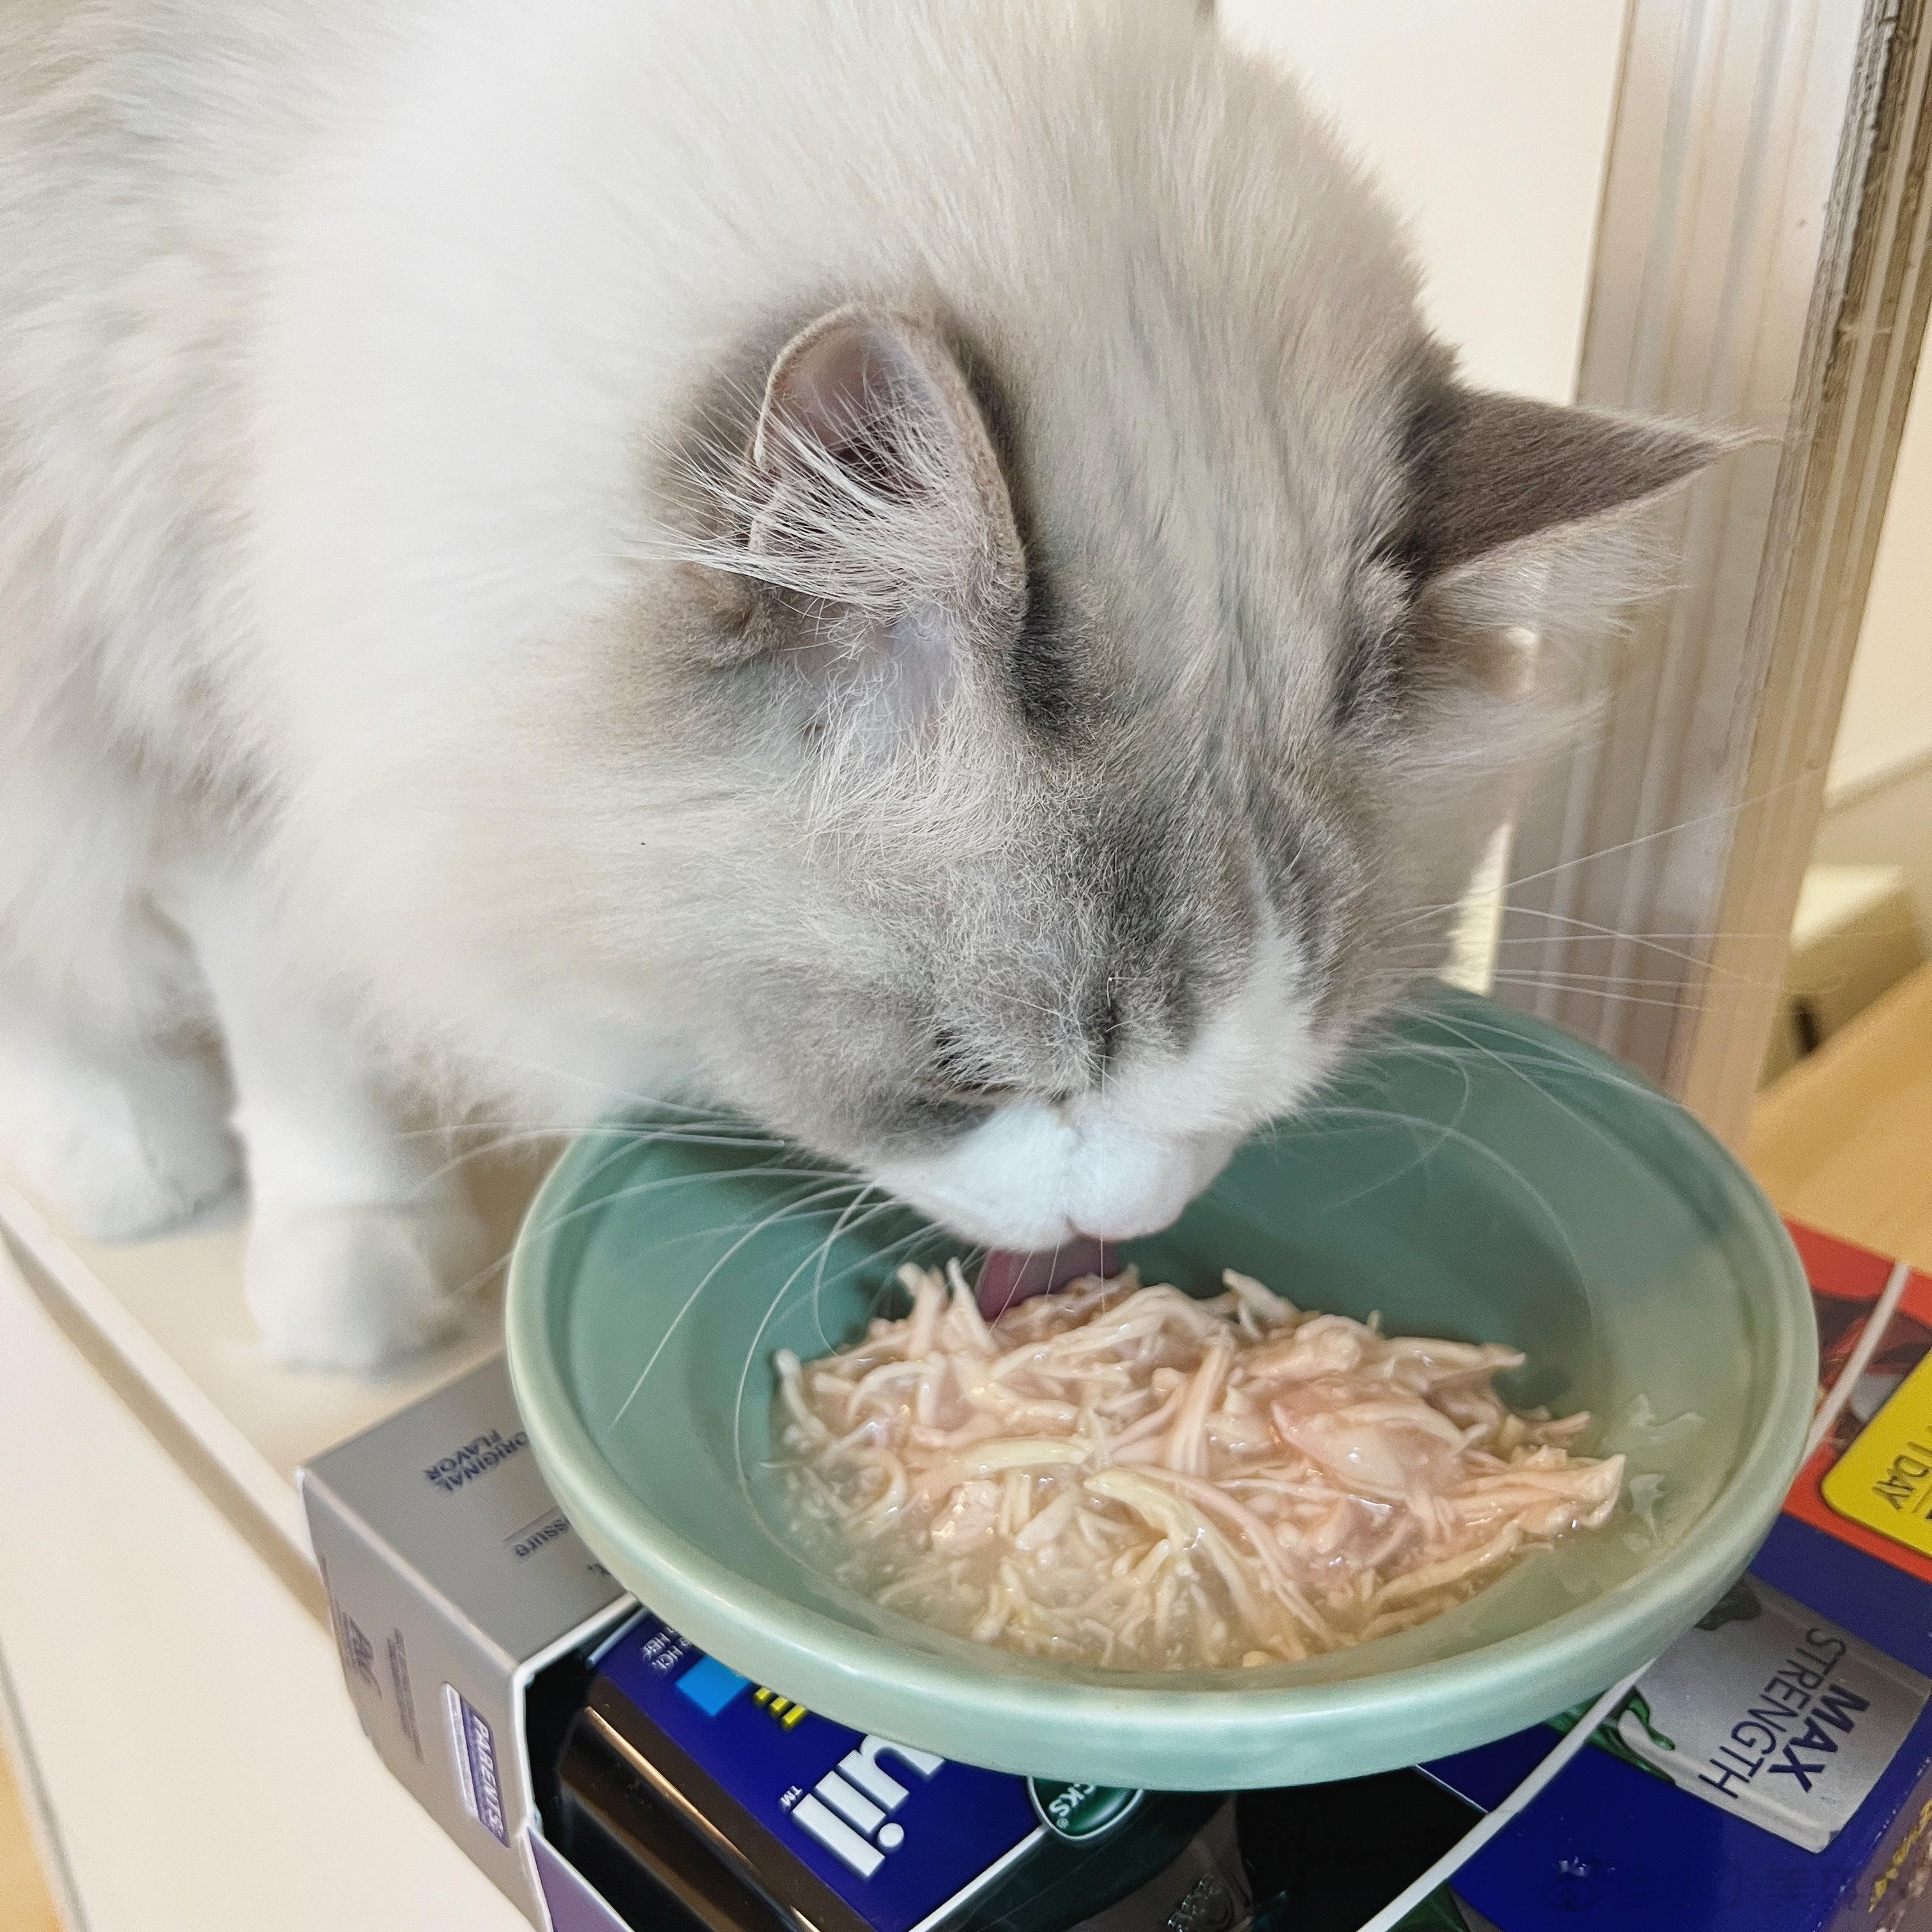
871, 1105, 1239, 1252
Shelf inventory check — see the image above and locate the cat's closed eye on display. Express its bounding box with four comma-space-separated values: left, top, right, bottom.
912, 1073, 1031, 1108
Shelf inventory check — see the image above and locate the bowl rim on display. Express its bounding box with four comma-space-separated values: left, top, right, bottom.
505, 994, 1816, 1787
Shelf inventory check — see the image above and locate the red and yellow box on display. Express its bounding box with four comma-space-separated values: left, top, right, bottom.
1782, 1224, 1932, 1583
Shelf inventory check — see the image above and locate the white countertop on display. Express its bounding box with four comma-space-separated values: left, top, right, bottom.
0, 1158, 545, 1562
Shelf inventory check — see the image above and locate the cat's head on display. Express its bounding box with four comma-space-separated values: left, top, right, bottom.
404, 22, 1733, 1257
616, 289, 1722, 1253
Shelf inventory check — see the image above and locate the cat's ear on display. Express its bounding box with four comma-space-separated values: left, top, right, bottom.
728, 307, 1025, 671
1394, 387, 1729, 581
1363, 387, 1735, 764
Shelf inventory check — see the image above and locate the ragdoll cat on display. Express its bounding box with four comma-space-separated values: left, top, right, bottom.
0, 0, 1722, 1368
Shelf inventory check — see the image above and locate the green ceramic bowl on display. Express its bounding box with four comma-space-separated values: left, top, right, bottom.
505, 989, 1813, 1790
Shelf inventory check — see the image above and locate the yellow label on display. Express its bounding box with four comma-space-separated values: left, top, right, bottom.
1823, 1351, 1932, 1553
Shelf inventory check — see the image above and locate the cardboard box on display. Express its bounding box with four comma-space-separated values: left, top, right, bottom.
304, 1225, 1932, 1932
299, 1357, 634, 1922
299, 1361, 1257, 1932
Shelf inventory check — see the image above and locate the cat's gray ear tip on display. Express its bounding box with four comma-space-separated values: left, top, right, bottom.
1610, 409, 1756, 494
1645, 411, 1759, 468
1716, 420, 1778, 461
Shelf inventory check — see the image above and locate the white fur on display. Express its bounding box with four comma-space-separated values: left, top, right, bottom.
0, 1, 1682, 1364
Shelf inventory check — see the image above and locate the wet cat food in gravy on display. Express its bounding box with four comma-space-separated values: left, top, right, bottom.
776, 1263, 1622, 1671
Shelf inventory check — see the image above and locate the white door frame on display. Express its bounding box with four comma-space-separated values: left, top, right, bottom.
1496, 0, 1932, 1148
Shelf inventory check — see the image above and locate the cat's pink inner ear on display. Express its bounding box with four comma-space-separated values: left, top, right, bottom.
754, 312, 921, 483
744, 305, 1025, 627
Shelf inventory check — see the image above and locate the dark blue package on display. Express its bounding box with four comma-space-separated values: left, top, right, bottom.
550, 1612, 1251, 1932
595, 1614, 1042, 1930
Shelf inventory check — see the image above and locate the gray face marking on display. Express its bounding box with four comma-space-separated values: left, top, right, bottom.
1008, 563, 1082, 740
1329, 604, 1402, 732
629, 35, 1723, 1251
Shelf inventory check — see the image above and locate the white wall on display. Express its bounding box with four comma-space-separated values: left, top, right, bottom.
1220, 0, 1631, 402
1829, 370, 1932, 801
1811, 762, 1932, 940
1811, 338, 1932, 937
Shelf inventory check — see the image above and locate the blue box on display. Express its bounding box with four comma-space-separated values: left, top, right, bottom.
1420, 1225, 1932, 1932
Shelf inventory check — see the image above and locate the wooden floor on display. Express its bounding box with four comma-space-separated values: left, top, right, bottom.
0, 1733, 60, 1932
1748, 960, 1932, 1274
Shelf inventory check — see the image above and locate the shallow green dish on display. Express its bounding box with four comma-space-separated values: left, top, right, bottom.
506, 988, 1814, 1790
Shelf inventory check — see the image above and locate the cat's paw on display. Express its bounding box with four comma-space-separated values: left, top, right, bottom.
245, 1200, 492, 1372
0, 1041, 241, 1240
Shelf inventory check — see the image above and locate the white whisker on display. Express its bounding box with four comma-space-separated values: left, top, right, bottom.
608, 1179, 872, 1428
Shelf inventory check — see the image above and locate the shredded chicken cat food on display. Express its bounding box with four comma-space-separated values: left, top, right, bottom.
776, 1262, 1623, 1671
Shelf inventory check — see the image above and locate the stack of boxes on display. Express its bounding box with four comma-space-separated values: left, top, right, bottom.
305, 1222, 1932, 1932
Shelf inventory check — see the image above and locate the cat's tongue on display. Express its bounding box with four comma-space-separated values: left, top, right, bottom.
976, 1239, 1114, 1319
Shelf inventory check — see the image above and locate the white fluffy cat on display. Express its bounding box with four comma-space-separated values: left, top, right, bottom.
0, 0, 1720, 1367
